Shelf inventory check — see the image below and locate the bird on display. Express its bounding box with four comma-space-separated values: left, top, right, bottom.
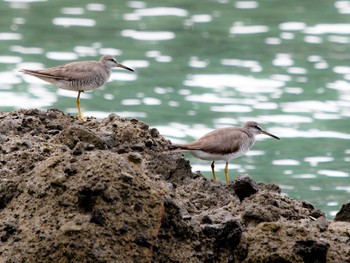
20, 55, 134, 121
170, 121, 280, 184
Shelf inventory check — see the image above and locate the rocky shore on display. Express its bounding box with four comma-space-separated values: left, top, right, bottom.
0, 109, 349, 262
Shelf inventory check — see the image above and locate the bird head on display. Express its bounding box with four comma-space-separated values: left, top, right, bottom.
244, 121, 280, 140
101, 55, 134, 72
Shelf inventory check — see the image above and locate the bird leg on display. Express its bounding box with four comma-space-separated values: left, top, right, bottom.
76, 91, 86, 121
210, 161, 217, 182
224, 161, 229, 185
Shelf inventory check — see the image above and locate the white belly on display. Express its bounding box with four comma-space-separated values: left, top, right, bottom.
57, 81, 103, 92
190, 148, 248, 162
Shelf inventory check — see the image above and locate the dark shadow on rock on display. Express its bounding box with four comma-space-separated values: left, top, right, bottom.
228, 174, 259, 201
334, 201, 350, 222
293, 240, 329, 263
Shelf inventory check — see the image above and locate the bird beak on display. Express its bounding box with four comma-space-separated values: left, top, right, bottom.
117, 63, 134, 72
261, 130, 280, 140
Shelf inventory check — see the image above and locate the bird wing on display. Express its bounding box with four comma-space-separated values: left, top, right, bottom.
20, 68, 70, 81
20, 61, 101, 82
177, 127, 252, 154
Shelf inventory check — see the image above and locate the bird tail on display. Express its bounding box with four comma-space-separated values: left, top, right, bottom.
169, 144, 181, 150
19, 69, 64, 80
169, 144, 193, 153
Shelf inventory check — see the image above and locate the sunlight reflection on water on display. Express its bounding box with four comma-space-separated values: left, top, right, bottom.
0, 56, 22, 64
121, 30, 175, 41
52, 17, 96, 27
0, 88, 55, 107
230, 24, 269, 34
0, 32, 22, 40
184, 74, 284, 92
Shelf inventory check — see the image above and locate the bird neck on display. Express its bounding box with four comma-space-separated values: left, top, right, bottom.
242, 129, 255, 140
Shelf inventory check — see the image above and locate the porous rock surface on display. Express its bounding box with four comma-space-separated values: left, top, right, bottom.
0, 109, 349, 262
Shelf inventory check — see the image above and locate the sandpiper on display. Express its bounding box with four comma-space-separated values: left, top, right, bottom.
20, 55, 134, 120
171, 121, 280, 184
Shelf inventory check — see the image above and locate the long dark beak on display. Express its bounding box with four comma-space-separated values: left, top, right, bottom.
261, 130, 280, 140
117, 63, 134, 72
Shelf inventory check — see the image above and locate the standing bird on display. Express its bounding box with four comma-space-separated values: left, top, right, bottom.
20, 55, 134, 120
171, 121, 280, 184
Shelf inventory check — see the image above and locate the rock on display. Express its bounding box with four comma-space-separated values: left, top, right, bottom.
261, 182, 282, 193
293, 240, 329, 263
211, 220, 242, 250
53, 125, 106, 150
0, 181, 19, 210
313, 216, 329, 232
242, 204, 280, 226
229, 174, 259, 201
334, 201, 350, 222
128, 152, 143, 164
309, 208, 325, 219
0, 109, 349, 262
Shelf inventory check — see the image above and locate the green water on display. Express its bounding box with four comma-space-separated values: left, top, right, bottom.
1, 0, 350, 218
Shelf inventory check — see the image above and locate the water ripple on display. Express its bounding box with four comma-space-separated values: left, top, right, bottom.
272, 54, 293, 67
0, 56, 22, 64
0, 32, 22, 40
46, 52, 79, 60
52, 17, 96, 27
304, 24, 350, 34
121, 30, 175, 41
318, 170, 349, 178
335, 1, 350, 14
122, 60, 149, 69
234, 1, 258, 9
190, 14, 212, 23
230, 23, 269, 34
0, 72, 21, 84
0, 89, 55, 108
61, 7, 84, 15
279, 22, 306, 31
86, 3, 105, 11
281, 101, 339, 113
273, 127, 350, 139
184, 74, 284, 92
258, 115, 312, 124
273, 159, 300, 166
211, 105, 252, 113
10, 45, 43, 54
292, 174, 317, 179
135, 7, 188, 17
304, 156, 334, 167
109, 72, 136, 82
5, 0, 46, 2
328, 35, 350, 43
221, 59, 262, 72
189, 57, 208, 68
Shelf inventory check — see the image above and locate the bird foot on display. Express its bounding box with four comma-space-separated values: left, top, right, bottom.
77, 114, 87, 122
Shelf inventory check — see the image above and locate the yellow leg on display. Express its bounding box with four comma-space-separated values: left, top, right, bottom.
76, 91, 86, 121
211, 161, 217, 183
224, 161, 229, 185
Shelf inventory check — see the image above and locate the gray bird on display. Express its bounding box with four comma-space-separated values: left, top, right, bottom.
171, 121, 280, 184
20, 55, 134, 120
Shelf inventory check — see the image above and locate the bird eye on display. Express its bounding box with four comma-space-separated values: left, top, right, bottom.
109, 58, 116, 62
